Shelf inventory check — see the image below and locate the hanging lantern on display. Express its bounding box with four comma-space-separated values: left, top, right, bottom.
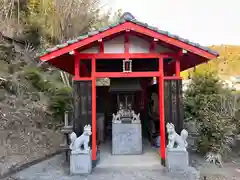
123, 59, 132, 72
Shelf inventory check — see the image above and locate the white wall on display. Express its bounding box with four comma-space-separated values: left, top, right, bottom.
79, 34, 172, 54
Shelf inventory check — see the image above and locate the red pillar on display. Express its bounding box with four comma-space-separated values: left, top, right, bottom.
73, 50, 80, 79
91, 57, 97, 160
175, 56, 180, 77
158, 57, 166, 166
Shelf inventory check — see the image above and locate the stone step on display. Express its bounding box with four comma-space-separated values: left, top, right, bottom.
93, 164, 164, 173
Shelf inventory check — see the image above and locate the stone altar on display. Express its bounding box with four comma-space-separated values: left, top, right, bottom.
112, 103, 142, 155
69, 124, 92, 175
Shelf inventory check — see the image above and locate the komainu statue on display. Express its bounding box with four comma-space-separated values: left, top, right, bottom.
112, 102, 140, 123
69, 125, 92, 154
166, 123, 188, 151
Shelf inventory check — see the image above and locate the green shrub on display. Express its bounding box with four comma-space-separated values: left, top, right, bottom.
24, 67, 53, 93
48, 86, 73, 118
24, 67, 73, 120
184, 71, 237, 156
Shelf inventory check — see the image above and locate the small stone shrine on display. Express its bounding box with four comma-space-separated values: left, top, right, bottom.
69, 125, 92, 175
112, 102, 142, 155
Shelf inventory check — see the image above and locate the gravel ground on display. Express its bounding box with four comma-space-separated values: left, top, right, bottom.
2, 153, 240, 180
3, 154, 198, 180
190, 154, 240, 180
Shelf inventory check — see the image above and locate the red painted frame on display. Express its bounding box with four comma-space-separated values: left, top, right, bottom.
91, 57, 97, 161
158, 57, 166, 165
85, 56, 169, 164
74, 51, 181, 165
76, 53, 172, 59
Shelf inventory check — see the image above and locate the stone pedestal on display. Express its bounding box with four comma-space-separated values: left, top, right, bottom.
166, 148, 189, 170
112, 122, 142, 155
70, 150, 92, 175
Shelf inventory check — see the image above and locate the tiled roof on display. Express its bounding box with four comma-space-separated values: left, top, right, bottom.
40, 12, 219, 57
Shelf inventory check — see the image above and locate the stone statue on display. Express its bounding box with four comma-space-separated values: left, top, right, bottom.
112, 103, 140, 123
166, 123, 188, 151
132, 112, 140, 121
205, 152, 223, 167
118, 102, 124, 115
112, 113, 121, 122
69, 125, 92, 154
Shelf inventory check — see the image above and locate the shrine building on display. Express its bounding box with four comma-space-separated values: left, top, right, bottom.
40, 12, 219, 166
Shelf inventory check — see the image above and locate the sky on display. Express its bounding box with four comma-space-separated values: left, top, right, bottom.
107, 0, 240, 46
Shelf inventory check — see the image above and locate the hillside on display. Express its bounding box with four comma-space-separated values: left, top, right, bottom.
0, 35, 67, 177
181, 45, 240, 80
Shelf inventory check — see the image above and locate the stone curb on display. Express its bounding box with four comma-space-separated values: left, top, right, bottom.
0, 150, 64, 179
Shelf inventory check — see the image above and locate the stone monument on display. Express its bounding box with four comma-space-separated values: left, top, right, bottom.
69, 124, 92, 175
112, 102, 142, 155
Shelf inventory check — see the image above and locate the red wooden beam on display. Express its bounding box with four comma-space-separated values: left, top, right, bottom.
149, 38, 157, 52
91, 57, 96, 161
81, 62, 89, 77
95, 71, 160, 78
124, 30, 130, 58
158, 57, 166, 166
99, 39, 104, 53
72, 77, 92, 81
164, 76, 182, 80
78, 53, 170, 59
175, 56, 180, 77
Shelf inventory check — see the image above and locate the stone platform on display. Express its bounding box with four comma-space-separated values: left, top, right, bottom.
112, 122, 142, 155
70, 150, 92, 175
166, 149, 189, 170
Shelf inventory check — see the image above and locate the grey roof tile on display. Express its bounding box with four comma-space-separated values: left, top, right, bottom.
110, 22, 120, 28
46, 47, 58, 52
56, 43, 68, 48
98, 27, 109, 32
167, 33, 175, 38
188, 42, 196, 46
119, 19, 126, 24
88, 31, 99, 36
147, 25, 158, 31
173, 35, 179, 39
157, 29, 168, 35
200, 46, 208, 51
67, 39, 78, 44
183, 39, 190, 43
77, 35, 88, 40
134, 21, 148, 27
121, 12, 135, 21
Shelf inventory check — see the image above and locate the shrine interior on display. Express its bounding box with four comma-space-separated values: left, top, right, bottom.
96, 77, 161, 149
